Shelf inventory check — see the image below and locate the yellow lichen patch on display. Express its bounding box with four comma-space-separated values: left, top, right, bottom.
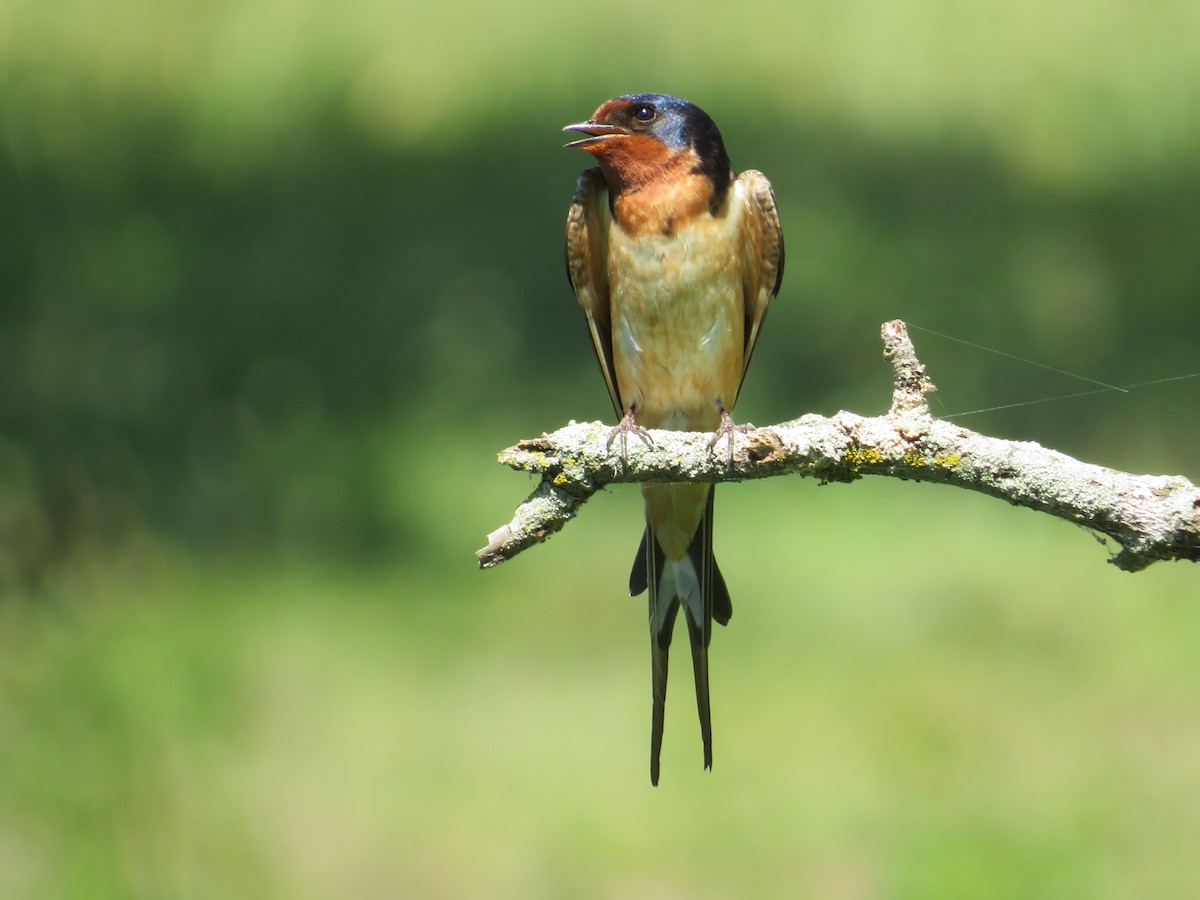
903, 452, 927, 468
844, 446, 885, 467
552, 472, 569, 486
934, 453, 962, 468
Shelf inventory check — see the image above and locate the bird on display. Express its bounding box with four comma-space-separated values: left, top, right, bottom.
562, 93, 784, 785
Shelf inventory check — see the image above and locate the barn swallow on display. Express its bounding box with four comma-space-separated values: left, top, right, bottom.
563, 94, 784, 784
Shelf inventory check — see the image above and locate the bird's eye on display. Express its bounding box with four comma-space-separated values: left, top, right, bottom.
631, 104, 656, 123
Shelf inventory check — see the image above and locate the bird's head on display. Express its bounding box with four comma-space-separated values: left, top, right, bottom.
563, 93, 731, 195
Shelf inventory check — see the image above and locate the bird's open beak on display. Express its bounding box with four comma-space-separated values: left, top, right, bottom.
563, 121, 630, 149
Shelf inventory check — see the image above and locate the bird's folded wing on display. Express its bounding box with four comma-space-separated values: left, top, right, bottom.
735, 169, 784, 390
565, 167, 623, 418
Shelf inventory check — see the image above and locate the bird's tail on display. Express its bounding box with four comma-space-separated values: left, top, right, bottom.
629, 489, 731, 785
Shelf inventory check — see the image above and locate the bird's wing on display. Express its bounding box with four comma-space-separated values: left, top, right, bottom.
565, 167, 623, 418
735, 169, 784, 391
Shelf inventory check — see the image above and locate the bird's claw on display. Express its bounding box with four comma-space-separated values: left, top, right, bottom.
606, 407, 653, 471
707, 407, 753, 469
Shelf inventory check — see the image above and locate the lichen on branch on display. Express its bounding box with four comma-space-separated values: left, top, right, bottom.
477, 321, 1200, 574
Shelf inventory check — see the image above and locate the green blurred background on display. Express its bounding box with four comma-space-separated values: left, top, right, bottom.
3, 0, 1199, 896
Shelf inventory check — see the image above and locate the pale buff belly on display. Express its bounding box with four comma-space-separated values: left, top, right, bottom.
607, 219, 745, 433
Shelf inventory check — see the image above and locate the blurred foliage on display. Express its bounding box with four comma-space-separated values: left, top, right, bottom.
1, 0, 1198, 574
1, 0, 1199, 896
2, 483, 1199, 898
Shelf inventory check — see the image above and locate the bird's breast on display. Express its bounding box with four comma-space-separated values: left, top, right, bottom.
607, 212, 744, 432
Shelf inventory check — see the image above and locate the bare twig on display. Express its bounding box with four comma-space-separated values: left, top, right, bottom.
478, 320, 1200, 573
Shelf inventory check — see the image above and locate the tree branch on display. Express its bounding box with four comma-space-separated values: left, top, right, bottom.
478, 320, 1200, 574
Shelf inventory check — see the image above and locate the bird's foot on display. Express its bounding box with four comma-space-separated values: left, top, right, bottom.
707, 406, 753, 469
606, 407, 653, 471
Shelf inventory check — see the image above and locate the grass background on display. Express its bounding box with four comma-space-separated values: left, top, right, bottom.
2, 0, 1199, 896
